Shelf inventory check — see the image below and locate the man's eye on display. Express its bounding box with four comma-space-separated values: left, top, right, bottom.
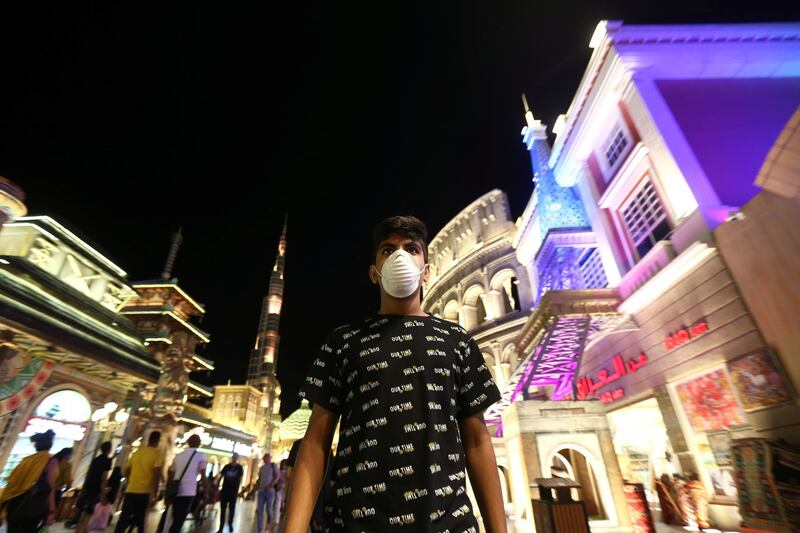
407, 246, 419, 254
381, 248, 393, 255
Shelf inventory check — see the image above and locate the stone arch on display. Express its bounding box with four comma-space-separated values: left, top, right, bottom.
489, 268, 521, 316
483, 353, 496, 378
550, 451, 576, 479
500, 343, 518, 367
498, 465, 513, 507
462, 284, 488, 330
443, 299, 460, 324
543, 442, 617, 524
496, 343, 517, 388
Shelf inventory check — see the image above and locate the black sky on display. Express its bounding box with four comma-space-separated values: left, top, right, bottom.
1, 2, 798, 418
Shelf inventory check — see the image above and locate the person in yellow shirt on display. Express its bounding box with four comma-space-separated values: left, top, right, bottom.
0, 430, 59, 532
114, 431, 163, 533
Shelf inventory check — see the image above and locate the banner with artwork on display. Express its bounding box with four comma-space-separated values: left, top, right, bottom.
675, 368, 746, 432
727, 351, 792, 411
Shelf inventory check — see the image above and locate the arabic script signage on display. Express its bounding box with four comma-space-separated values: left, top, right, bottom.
664, 320, 708, 351
576, 352, 649, 402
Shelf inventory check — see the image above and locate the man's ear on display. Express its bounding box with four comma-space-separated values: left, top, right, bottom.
421, 263, 431, 285
368, 265, 379, 284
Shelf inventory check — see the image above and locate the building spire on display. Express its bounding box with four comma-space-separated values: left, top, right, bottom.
248, 219, 288, 385
247, 218, 288, 450
161, 228, 183, 280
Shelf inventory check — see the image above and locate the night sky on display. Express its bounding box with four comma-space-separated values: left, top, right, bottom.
1, 2, 798, 418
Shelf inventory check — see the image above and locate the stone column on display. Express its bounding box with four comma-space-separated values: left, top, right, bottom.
115, 384, 145, 470
500, 362, 511, 387
145, 330, 198, 472
502, 404, 535, 531
597, 428, 632, 527
486, 289, 507, 319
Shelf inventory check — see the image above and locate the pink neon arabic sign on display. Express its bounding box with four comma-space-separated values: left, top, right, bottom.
576, 352, 648, 402
664, 320, 708, 351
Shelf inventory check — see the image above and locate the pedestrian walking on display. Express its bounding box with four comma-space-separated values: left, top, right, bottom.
255, 454, 278, 532
0, 430, 59, 533
164, 434, 207, 533
282, 216, 506, 532
53, 447, 74, 509
271, 461, 287, 527
74, 441, 113, 533
107, 467, 123, 507
114, 431, 163, 533
217, 452, 243, 532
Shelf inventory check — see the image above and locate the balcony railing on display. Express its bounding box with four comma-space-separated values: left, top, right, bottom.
618, 240, 677, 299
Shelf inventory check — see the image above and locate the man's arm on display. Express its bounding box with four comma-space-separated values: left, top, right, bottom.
459, 413, 507, 533
150, 464, 163, 506
45, 459, 59, 524
281, 405, 338, 533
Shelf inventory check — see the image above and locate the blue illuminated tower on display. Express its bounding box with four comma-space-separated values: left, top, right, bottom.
520, 96, 607, 302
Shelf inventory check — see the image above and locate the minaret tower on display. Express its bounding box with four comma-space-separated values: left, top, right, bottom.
247, 218, 287, 450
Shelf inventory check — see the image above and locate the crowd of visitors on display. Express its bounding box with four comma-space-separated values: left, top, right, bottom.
0, 429, 296, 533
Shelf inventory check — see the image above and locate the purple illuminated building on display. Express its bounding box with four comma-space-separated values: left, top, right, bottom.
492, 21, 800, 532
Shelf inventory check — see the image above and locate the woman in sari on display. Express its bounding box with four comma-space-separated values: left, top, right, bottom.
0, 430, 59, 533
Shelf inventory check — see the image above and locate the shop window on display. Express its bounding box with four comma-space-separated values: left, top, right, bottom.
620, 179, 671, 259
608, 398, 679, 511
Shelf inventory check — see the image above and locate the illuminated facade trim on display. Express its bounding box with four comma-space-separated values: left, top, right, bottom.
14, 216, 127, 277
121, 310, 211, 343
132, 283, 206, 314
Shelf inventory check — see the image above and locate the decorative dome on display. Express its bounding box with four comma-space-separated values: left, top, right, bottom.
278, 399, 311, 441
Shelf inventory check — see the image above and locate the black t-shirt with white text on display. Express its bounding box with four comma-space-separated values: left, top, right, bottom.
220, 463, 244, 496
83, 454, 112, 497
299, 315, 501, 532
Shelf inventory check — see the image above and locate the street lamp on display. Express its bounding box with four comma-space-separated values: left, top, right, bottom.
92, 403, 130, 434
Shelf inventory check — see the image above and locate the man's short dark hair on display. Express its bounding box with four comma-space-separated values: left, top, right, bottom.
100, 441, 112, 455
371, 216, 429, 262
148, 431, 161, 446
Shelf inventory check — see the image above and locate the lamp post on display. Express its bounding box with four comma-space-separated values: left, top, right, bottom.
91, 402, 131, 450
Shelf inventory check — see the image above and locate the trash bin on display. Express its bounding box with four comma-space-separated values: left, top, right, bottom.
531, 477, 590, 533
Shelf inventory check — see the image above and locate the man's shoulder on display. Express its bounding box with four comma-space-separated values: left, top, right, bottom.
319, 318, 378, 350
422, 316, 471, 340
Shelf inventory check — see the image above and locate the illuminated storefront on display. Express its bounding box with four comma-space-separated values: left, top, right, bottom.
0, 389, 92, 486
575, 247, 796, 530
177, 419, 260, 489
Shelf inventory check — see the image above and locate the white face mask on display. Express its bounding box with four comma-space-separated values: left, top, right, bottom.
373, 249, 426, 299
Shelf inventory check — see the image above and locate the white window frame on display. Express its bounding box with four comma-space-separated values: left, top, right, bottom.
619, 178, 671, 261
597, 120, 634, 182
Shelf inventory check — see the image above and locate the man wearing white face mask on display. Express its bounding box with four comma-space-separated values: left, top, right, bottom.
282, 216, 507, 533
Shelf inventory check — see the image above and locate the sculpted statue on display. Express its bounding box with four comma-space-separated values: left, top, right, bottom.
151, 331, 197, 421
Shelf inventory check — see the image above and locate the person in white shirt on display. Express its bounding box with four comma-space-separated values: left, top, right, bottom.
167, 434, 207, 533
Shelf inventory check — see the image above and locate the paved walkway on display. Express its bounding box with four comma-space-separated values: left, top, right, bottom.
2, 499, 271, 533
